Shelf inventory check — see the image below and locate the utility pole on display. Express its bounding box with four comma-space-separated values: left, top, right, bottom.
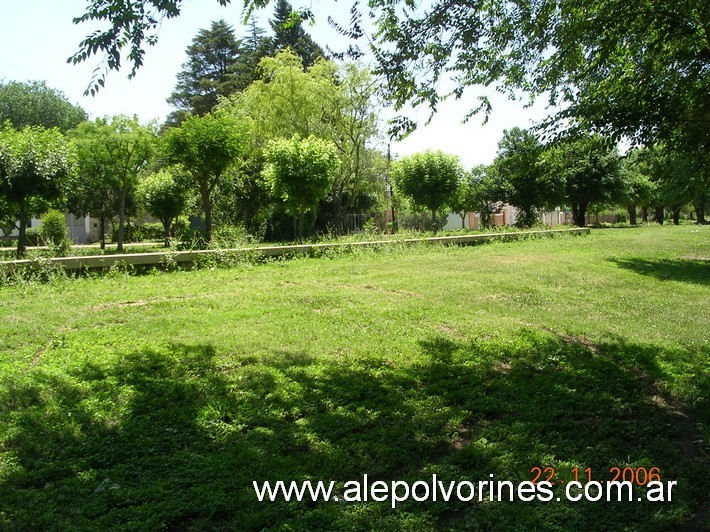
387, 143, 396, 230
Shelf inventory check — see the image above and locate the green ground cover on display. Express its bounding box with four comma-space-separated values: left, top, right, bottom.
0, 225, 708, 530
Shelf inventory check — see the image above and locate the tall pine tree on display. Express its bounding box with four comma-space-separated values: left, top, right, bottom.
167, 19, 246, 122
267, 0, 325, 68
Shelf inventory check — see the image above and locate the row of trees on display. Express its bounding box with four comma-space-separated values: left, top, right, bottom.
4, 0, 707, 257
0, 44, 383, 256
391, 129, 708, 234
2, 82, 706, 259
1, 2, 385, 257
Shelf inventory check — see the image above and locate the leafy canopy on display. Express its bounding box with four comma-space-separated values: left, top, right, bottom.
163, 111, 247, 184
262, 134, 339, 238
0, 81, 87, 133
391, 150, 462, 233
167, 19, 248, 119
491, 127, 560, 227
0, 124, 76, 255
163, 110, 249, 239
70, 0, 709, 161
0, 125, 76, 204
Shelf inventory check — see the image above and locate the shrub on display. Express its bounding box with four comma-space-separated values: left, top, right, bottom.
40, 210, 71, 256
110, 222, 143, 244
25, 228, 41, 247
397, 210, 449, 232
211, 225, 257, 248
141, 222, 166, 242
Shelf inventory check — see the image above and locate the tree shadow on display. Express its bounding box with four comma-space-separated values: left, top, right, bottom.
0, 335, 707, 530
610, 257, 710, 285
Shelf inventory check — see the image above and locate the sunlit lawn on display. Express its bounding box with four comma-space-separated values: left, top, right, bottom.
0, 225, 708, 530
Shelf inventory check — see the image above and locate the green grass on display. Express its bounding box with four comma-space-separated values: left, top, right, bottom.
0, 225, 708, 530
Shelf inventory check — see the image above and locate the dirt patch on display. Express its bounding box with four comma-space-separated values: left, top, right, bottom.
91, 295, 199, 311
92, 300, 149, 311
362, 284, 423, 298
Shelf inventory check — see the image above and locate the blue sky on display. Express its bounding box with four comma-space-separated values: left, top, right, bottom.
1, 0, 550, 167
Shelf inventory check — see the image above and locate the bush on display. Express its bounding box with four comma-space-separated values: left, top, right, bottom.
25, 228, 41, 247
40, 210, 71, 256
110, 222, 143, 244
141, 222, 166, 242
397, 210, 449, 232
176, 228, 209, 250
211, 225, 258, 248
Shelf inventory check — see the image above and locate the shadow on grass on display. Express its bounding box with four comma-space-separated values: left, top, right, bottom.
611, 257, 710, 285
0, 334, 707, 530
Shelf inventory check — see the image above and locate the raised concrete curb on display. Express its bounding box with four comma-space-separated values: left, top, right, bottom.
0, 228, 590, 272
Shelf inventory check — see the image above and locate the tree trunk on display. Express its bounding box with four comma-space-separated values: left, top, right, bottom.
461, 214, 466, 229
202, 191, 212, 242
641, 206, 648, 223
694, 204, 706, 224
521, 207, 536, 228
99, 216, 106, 250
162, 217, 172, 247
16, 199, 27, 259
431, 209, 438, 235
481, 209, 490, 229
333, 190, 344, 236
655, 205, 664, 225
117, 189, 126, 252
572, 203, 588, 227
626, 203, 637, 225
298, 211, 305, 240
672, 207, 681, 225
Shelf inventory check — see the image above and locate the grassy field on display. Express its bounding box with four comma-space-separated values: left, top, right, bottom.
0, 225, 708, 530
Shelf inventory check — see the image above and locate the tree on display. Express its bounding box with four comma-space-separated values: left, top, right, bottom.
231, 15, 272, 93
0, 81, 87, 133
226, 50, 382, 235
212, 155, 272, 238
266, 0, 325, 68
543, 135, 624, 227
449, 166, 498, 229
491, 128, 560, 228
391, 150, 462, 235
231, 49, 327, 140
66, 148, 119, 250
471, 166, 501, 230
317, 63, 381, 235
137, 169, 188, 246
70, 116, 157, 251
263, 134, 339, 239
163, 111, 249, 241
633, 145, 708, 225
71, 0, 708, 167
0, 195, 19, 240
620, 151, 658, 225
167, 19, 247, 120
359, 0, 710, 157
0, 125, 76, 257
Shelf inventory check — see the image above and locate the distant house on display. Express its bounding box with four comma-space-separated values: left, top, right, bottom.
2, 213, 101, 244
65, 213, 102, 243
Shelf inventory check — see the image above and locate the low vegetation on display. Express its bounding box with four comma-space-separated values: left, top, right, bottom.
0, 225, 707, 529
